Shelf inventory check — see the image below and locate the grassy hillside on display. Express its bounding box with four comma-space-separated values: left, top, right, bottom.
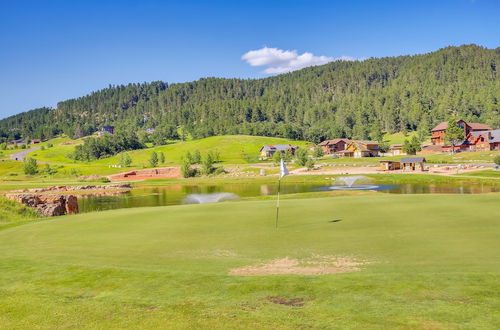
0, 194, 498, 328
30, 135, 312, 166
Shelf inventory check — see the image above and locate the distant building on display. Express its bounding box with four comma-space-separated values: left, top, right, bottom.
431, 120, 491, 145
379, 157, 427, 172
259, 144, 298, 158
338, 140, 380, 158
8, 139, 24, 145
98, 125, 115, 136
31, 139, 41, 144
318, 138, 350, 154
388, 144, 404, 156
463, 129, 500, 151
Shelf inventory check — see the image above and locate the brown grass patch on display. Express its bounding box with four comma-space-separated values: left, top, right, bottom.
267, 296, 308, 307
229, 255, 370, 276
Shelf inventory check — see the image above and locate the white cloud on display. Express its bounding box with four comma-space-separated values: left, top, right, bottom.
241, 47, 356, 74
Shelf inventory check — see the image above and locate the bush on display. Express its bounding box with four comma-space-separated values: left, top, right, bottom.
313, 146, 324, 158
119, 153, 132, 167
272, 150, 282, 164
494, 155, 500, 166
192, 150, 201, 164
295, 149, 308, 166
213, 167, 227, 175
202, 152, 215, 175
149, 151, 158, 167
23, 158, 38, 175
305, 158, 315, 170
159, 151, 165, 164
181, 158, 195, 178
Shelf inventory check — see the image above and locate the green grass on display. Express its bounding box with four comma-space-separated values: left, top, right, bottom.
458, 169, 500, 178
31, 135, 312, 166
0, 196, 39, 226
0, 194, 499, 328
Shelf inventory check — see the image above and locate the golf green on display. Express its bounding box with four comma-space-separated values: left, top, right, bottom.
0, 194, 499, 328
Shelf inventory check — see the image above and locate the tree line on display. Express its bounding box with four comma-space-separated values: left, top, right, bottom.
1, 44, 498, 144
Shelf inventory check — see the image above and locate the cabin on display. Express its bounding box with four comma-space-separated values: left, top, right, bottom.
400, 157, 426, 172
431, 120, 492, 145
388, 144, 404, 156
463, 129, 500, 151
338, 140, 380, 158
259, 144, 298, 158
379, 160, 401, 171
98, 125, 115, 136
318, 138, 350, 154
30, 139, 41, 144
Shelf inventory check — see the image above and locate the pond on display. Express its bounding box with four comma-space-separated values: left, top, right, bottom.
77, 181, 500, 213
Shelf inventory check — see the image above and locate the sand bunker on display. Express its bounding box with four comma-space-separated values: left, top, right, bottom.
229, 255, 370, 276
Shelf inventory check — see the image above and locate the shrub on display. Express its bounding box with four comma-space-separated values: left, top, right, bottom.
202, 152, 215, 175
192, 150, 201, 164
181, 158, 195, 178
23, 157, 38, 175
305, 158, 315, 170
159, 151, 166, 164
494, 155, 500, 166
149, 151, 158, 167
272, 150, 282, 164
313, 146, 324, 158
295, 149, 308, 166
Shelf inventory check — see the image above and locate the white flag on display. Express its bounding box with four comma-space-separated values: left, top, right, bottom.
279, 158, 289, 179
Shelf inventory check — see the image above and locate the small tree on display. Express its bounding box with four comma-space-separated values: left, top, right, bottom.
149, 151, 158, 167
180, 158, 193, 178
313, 146, 324, 158
283, 149, 293, 162
184, 151, 193, 165
305, 158, 315, 171
295, 149, 308, 166
379, 141, 390, 153
272, 150, 282, 164
445, 120, 464, 154
192, 150, 201, 164
23, 157, 38, 175
494, 155, 500, 166
120, 153, 132, 167
402, 136, 421, 155
43, 163, 57, 176
202, 152, 214, 175
159, 151, 165, 164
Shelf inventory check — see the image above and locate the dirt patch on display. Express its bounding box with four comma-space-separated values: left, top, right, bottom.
229, 255, 371, 276
267, 296, 308, 307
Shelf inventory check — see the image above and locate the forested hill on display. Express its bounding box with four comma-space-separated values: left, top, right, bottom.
1, 44, 498, 143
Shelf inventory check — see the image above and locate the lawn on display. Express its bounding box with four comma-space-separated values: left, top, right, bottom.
0, 194, 499, 328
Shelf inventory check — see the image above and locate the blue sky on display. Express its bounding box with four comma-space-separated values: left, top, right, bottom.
0, 0, 498, 118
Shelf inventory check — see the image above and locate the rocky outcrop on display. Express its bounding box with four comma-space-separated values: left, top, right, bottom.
5, 194, 79, 217
10, 184, 131, 194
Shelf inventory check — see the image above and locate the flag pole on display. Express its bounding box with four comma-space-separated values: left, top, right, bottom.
275, 177, 281, 230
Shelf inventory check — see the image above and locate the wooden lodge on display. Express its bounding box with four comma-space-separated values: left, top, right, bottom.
338, 140, 380, 158
431, 120, 491, 145
259, 144, 298, 158
318, 138, 350, 154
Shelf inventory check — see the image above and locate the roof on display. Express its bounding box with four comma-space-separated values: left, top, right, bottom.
318, 138, 350, 146
400, 157, 426, 163
390, 144, 403, 149
431, 120, 492, 132
468, 123, 493, 130
347, 140, 380, 151
260, 144, 298, 152
470, 129, 500, 143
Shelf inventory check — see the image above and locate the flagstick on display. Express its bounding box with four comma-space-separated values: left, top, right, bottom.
275, 177, 281, 230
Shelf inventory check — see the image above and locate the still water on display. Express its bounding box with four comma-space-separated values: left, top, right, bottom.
78, 182, 499, 213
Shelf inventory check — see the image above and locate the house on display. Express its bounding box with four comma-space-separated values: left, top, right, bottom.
379, 160, 401, 171
400, 157, 426, 172
259, 144, 298, 158
318, 138, 350, 154
338, 140, 380, 158
31, 139, 41, 144
388, 144, 404, 156
98, 125, 115, 136
463, 129, 500, 151
8, 139, 25, 145
431, 120, 492, 145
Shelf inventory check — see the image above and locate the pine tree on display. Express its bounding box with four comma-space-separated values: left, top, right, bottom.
149, 151, 158, 167
445, 119, 464, 154
159, 151, 165, 164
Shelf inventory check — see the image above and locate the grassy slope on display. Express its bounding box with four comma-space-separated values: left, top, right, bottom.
0, 194, 498, 328
31, 135, 311, 166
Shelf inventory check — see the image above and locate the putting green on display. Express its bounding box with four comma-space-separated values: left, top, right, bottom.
0, 194, 499, 328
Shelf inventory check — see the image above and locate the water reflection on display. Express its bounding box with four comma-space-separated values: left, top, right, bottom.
77, 182, 499, 213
